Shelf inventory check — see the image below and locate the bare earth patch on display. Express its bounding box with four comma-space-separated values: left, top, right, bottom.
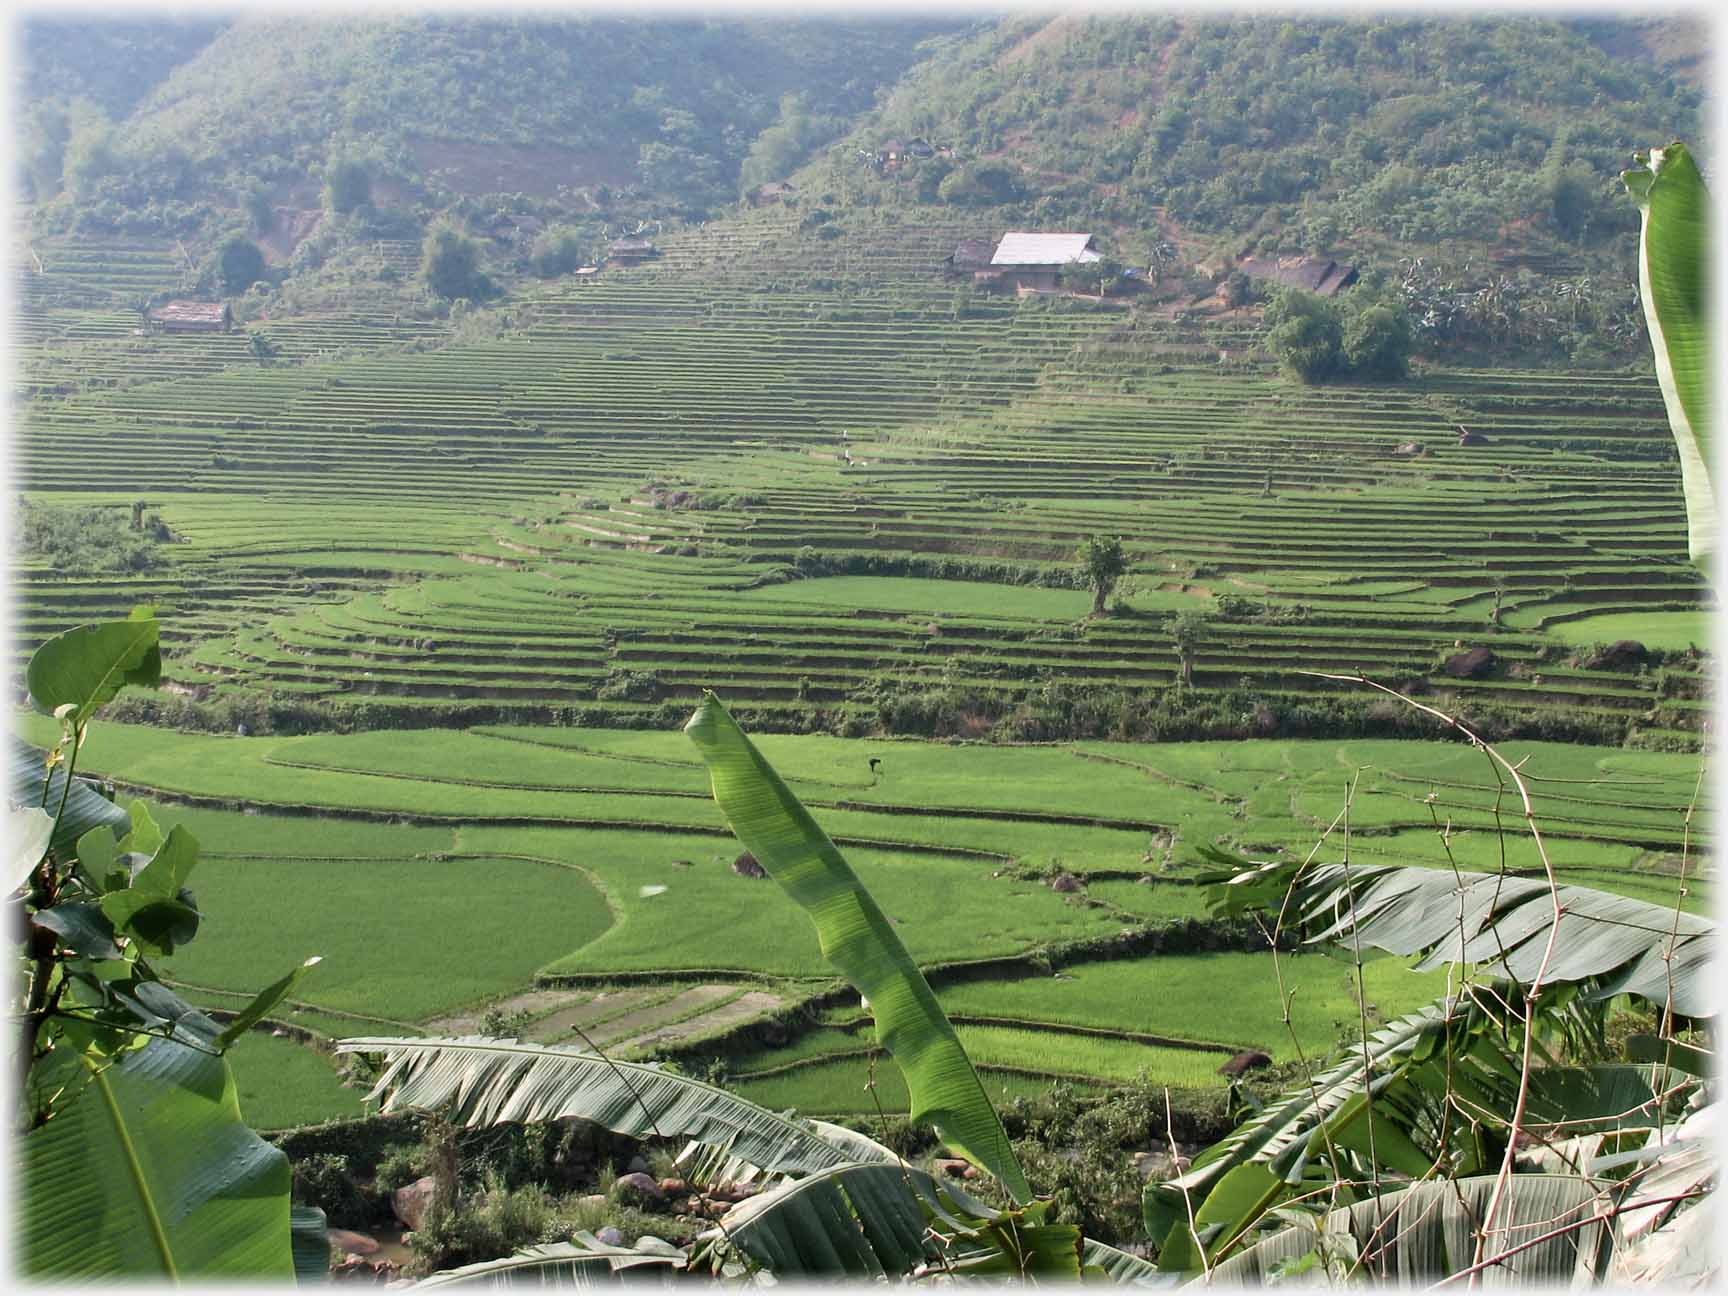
620, 990, 786, 1055
409, 137, 638, 199
423, 987, 598, 1036
582, 984, 741, 1050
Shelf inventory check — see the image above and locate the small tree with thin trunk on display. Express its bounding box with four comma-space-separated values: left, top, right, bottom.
1077, 536, 1127, 616
1169, 610, 1208, 689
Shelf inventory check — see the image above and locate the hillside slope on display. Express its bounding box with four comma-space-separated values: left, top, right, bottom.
30, 15, 957, 226
811, 14, 1705, 268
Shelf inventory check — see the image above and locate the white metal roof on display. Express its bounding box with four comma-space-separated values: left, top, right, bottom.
991, 232, 1099, 266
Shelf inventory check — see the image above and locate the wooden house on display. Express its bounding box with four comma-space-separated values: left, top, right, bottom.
147, 301, 232, 333
1235, 255, 1359, 298
749, 181, 797, 207
944, 238, 995, 275
607, 236, 659, 266
980, 231, 1100, 293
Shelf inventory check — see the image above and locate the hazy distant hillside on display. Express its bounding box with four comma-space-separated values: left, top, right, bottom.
18, 16, 229, 119
24, 14, 956, 227
825, 13, 1705, 264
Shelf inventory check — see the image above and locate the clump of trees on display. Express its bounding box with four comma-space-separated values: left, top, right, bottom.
323, 154, 372, 215
528, 224, 593, 278
420, 223, 496, 302
214, 236, 265, 293
18, 499, 172, 573
1264, 286, 1413, 383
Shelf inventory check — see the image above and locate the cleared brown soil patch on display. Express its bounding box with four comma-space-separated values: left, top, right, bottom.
409, 136, 638, 198
621, 990, 786, 1054
423, 986, 597, 1035
582, 984, 740, 1049
527, 987, 663, 1043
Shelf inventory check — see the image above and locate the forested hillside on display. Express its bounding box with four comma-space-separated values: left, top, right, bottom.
812, 14, 1705, 265
18, 15, 958, 232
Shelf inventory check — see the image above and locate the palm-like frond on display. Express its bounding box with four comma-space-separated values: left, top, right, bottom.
416, 1234, 687, 1287
336, 1036, 857, 1178
1200, 1174, 1610, 1286
684, 692, 1030, 1201
1211, 859, 1714, 1018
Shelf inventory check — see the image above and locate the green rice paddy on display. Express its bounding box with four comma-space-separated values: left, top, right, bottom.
15, 216, 1712, 1130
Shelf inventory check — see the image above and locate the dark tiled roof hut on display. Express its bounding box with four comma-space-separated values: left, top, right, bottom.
607, 236, 658, 265
946, 238, 995, 272
147, 301, 233, 332
1236, 255, 1359, 298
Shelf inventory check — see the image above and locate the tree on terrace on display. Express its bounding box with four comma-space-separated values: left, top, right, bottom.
1077, 536, 1127, 616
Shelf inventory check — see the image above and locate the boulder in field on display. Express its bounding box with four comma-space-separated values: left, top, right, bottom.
1580, 639, 1648, 671
1049, 872, 1082, 893
1443, 646, 1498, 679
391, 1177, 439, 1231
1218, 1050, 1273, 1076
612, 1171, 665, 1203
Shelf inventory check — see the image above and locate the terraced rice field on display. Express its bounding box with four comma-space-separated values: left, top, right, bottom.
13, 214, 1711, 740
13, 210, 1712, 1128
15, 709, 1706, 1126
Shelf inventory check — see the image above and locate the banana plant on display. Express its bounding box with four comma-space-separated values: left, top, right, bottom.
15, 612, 316, 1281
1622, 142, 1711, 566
1145, 845, 1714, 1283
684, 690, 1030, 1203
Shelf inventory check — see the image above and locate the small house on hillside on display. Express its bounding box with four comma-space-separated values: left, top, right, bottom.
980, 232, 1100, 293
147, 301, 232, 333
944, 238, 995, 275
1236, 255, 1359, 298
608, 236, 659, 266
749, 181, 797, 207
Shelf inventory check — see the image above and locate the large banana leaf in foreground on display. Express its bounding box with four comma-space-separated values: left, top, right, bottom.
337, 1035, 859, 1177
416, 1233, 688, 1286
714, 1160, 1126, 1281
19, 1037, 293, 1279
685, 691, 1030, 1202
1209, 859, 1715, 1018
1199, 1174, 1610, 1286
1623, 142, 1712, 565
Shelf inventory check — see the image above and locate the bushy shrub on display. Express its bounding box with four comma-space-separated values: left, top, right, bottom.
291, 1152, 372, 1224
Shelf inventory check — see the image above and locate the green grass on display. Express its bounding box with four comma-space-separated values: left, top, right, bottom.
936, 952, 1459, 1056
730, 1054, 1103, 1117
160, 839, 613, 1022
738, 576, 1094, 620
1545, 611, 1712, 651
952, 1024, 1229, 1087
225, 1032, 369, 1130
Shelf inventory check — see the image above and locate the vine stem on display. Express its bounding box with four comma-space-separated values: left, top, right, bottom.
1294, 670, 1567, 1284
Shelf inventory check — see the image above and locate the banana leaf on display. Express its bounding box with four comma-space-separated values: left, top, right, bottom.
19, 1037, 293, 1279
1623, 142, 1712, 565
1212, 859, 1715, 1018
715, 1161, 935, 1277
417, 1234, 687, 1286
338, 1035, 860, 1178
684, 691, 1030, 1201
1147, 996, 1473, 1235
291, 1207, 330, 1284
1199, 1174, 1609, 1286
